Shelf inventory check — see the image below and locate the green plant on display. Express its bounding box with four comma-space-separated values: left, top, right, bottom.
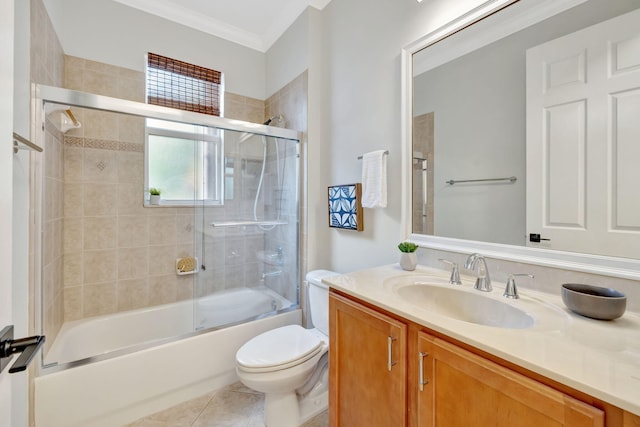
398, 241, 418, 253
149, 187, 161, 196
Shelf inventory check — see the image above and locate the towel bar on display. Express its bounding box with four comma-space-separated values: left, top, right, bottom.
446, 176, 517, 185
357, 150, 388, 160
13, 132, 43, 154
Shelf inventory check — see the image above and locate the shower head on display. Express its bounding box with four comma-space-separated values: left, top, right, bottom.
238, 114, 285, 144
263, 114, 284, 126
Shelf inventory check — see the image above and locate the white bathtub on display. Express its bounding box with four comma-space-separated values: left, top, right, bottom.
35, 287, 300, 427
44, 287, 289, 366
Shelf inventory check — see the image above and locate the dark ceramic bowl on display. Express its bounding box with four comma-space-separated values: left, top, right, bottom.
561, 283, 626, 320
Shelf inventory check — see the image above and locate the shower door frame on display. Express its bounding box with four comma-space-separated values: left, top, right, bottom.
33, 84, 302, 374
35, 85, 300, 139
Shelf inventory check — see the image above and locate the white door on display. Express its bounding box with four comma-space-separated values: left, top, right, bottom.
0, 0, 15, 421
526, 9, 640, 258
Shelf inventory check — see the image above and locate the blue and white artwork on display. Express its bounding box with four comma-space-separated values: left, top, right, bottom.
328, 183, 363, 231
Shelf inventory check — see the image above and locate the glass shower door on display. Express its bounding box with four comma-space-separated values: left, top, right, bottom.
194, 130, 299, 331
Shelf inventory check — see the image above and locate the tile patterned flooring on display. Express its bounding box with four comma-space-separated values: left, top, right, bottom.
126, 382, 329, 427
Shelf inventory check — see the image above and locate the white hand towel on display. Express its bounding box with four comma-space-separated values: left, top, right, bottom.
361, 150, 387, 208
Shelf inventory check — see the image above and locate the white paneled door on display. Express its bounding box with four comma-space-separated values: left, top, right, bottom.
526, 8, 640, 258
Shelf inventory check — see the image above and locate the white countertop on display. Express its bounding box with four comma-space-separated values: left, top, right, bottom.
323, 264, 640, 416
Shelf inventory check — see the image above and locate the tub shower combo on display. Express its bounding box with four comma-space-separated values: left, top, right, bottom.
32, 85, 302, 426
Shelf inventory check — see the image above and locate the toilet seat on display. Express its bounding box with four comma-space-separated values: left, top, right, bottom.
236, 325, 325, 373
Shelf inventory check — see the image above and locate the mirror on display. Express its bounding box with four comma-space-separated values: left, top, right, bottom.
408, 0, 640, 263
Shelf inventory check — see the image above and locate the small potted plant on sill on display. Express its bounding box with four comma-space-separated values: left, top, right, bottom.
149, 187, 161, 205
398, 241, 419, 271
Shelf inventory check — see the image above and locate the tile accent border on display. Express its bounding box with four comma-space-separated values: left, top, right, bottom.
64, 136, 144, 153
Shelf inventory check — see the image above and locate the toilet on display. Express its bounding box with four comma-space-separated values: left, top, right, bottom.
235, 270, 336, 427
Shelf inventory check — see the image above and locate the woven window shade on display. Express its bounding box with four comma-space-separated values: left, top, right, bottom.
147, 52, 222, 116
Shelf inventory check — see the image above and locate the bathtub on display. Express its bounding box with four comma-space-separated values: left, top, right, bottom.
44, 286, 289, 366
35, 287, 300, 427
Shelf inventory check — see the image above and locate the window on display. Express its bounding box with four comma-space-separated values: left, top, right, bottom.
146, 52, 223, 116
145, 53, 225, 206
145, 119, 223, 205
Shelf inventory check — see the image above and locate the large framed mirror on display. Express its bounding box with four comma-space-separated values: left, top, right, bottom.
401, 0, 640, 279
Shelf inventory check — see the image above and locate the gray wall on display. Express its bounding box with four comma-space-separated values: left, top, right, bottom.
265, 10, 309, 99
309, 0, 489, 272
43, 0, 266, 99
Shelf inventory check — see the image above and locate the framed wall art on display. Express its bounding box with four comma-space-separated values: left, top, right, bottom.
328, 183, 363, 231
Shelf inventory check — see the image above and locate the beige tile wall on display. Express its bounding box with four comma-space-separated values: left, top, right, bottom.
62, 56, 198, 320
225, 92, 265, 124
266, 72, 308, 134
63, 56, 175, 321
61, 57, 307, 321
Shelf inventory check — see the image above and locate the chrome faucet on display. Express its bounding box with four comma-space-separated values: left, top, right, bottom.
464, 253, 492, 292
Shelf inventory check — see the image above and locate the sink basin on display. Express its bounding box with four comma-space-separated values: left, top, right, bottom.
386, 276, 534, 329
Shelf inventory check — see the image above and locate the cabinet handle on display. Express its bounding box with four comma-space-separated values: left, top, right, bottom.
419, 351, 429, 391
387, 336, 397, 371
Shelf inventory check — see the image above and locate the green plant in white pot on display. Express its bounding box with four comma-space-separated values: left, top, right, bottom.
149, 187, 161, 205
398, 241, 418, 271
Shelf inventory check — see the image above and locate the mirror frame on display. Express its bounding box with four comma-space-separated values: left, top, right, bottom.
401, 0, 640, 280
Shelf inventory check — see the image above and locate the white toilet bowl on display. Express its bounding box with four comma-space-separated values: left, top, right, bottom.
236, 325, 328, 426
235, 270, 336, 427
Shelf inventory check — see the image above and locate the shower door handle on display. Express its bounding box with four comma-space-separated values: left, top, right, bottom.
0, 325, 45, 374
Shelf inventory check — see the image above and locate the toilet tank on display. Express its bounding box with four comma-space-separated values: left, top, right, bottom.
306, 270, 337, 336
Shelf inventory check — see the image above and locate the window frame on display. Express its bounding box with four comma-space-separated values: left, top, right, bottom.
144, 119, 224, 207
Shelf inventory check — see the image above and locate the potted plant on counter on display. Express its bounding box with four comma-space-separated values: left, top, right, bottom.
149, 187, 161, 205
398, 241, 418, 271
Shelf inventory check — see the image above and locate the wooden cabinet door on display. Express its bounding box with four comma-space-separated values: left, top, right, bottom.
624, 411, 640, 427
416, 332, 604, 427
329, 293, 407, 427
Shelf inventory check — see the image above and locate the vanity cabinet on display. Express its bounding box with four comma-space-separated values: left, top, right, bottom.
329, 292, 407, 426
414, 331, 604, 427
329, 291, 630, 427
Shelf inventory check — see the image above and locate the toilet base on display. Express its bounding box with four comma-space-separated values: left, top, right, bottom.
298, 389, 328, 424
265, 392, 299, 427
263, 389, 328, 427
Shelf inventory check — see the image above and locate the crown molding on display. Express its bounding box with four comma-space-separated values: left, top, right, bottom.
309, 0, 332, 9
113, 0, 333, 53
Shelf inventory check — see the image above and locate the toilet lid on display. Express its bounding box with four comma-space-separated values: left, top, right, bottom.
236, 325, 323, 370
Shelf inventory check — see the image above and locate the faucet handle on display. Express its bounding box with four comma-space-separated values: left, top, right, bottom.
438, 259, 462, 285
503, 274, 534, 299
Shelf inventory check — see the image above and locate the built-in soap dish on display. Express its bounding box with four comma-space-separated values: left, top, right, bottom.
176, 257, 199, 275
256, 249, 284, 266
